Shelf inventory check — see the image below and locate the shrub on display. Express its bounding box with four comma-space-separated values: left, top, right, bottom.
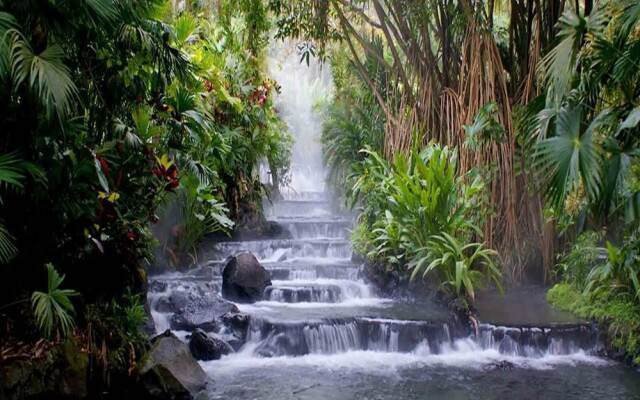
555, 231, 605, 288
352, 144, 500, 303
548, 283, 640, 364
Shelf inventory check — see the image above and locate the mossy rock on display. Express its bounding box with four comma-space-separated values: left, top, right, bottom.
0, 338, 88, 399
138, 330, 208, 399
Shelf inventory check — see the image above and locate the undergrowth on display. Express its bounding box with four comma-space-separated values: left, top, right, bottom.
548, 283, 640, 365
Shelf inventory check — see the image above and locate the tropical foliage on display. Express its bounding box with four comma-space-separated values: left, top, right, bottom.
287, 0, 640, 360
31, 264, 78, 339
0, 0, 639, 391
0, 0, 291, 386
535, 2, 640, 363
350, 144, 498, 304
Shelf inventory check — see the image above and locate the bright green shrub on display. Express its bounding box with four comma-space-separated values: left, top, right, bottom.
352, 144, 500, 303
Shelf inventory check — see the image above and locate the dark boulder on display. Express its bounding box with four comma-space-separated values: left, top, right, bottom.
169, 294, 238, 332
139, 330, 208, 399
362, 260, 399, 295
188, 329, 234, 361
222, 252, 271, 303
220, 312, 251, 349
221, 312, 250, 338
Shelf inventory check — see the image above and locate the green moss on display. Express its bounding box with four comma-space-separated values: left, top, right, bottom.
548, 283, 640, 364
547, 283, 582, 310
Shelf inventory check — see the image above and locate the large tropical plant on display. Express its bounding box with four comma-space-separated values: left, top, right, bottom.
533, 3, 640, 225
353, 144, 499, 301
0, 152, 45, 263
535, 106, 603, 208
31, 264, 79, 339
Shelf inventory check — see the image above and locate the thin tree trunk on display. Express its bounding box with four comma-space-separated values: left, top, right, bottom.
584, 0, 592, 15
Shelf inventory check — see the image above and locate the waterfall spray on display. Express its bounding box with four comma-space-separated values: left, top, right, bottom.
268, 43, 333, 196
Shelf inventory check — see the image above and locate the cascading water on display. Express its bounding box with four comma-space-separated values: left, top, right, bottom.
146, 43, 640, 399
267, 42, 333, 195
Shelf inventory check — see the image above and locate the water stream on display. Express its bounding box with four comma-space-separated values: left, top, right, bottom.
148, 45, 640, 399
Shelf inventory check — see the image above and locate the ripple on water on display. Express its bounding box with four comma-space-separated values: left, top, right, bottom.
203, 349, 640, 400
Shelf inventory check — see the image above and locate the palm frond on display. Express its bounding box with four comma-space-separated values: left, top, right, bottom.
0, 152, 27, 190
539, 7, 605, 106
173, 13, 199, 46
620, 0, 640, 36
85, 0, 118, 26
535, 106, 604, 207
0, 224, 17, 263
9, 32, 77, 116
31, 264, 78, 338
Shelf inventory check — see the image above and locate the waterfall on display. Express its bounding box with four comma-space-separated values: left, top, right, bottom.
268, 42, 333, 195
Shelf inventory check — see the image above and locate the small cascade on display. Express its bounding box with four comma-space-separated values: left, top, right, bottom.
477, 323, 601, 357
263, 279, 371, 303
277, 219, 352, 240
210, 239, 353, 262
234, 316, 602, 359
264, 200, 334, 219
264, 285, 342, 303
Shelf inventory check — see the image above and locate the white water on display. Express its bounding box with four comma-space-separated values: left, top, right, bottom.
236, 297, 391, 312
268, 42, 333, 195
204, 346, 609, 376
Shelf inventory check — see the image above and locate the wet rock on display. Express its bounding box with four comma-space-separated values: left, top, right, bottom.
156, 296, 175, 313
0, 338, 88, 400
171, 314, 218, 332
222, 252, 271, 303
361, 260, 399, 295
139, 330, 208, 399
149, 280, 169, 293
169, 295, 238, 332
351, 252, 367, 264
482, 360, 516, 371
167, 291, 193, 312
221, 312, 250, 340
188, 329, 234, 361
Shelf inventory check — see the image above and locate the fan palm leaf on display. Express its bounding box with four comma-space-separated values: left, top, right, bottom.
538, 7, 605, 106
0, 224, 17, 264
84, 0, 118, 27
535, 106, 603, 207
9, 31, 77, 116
